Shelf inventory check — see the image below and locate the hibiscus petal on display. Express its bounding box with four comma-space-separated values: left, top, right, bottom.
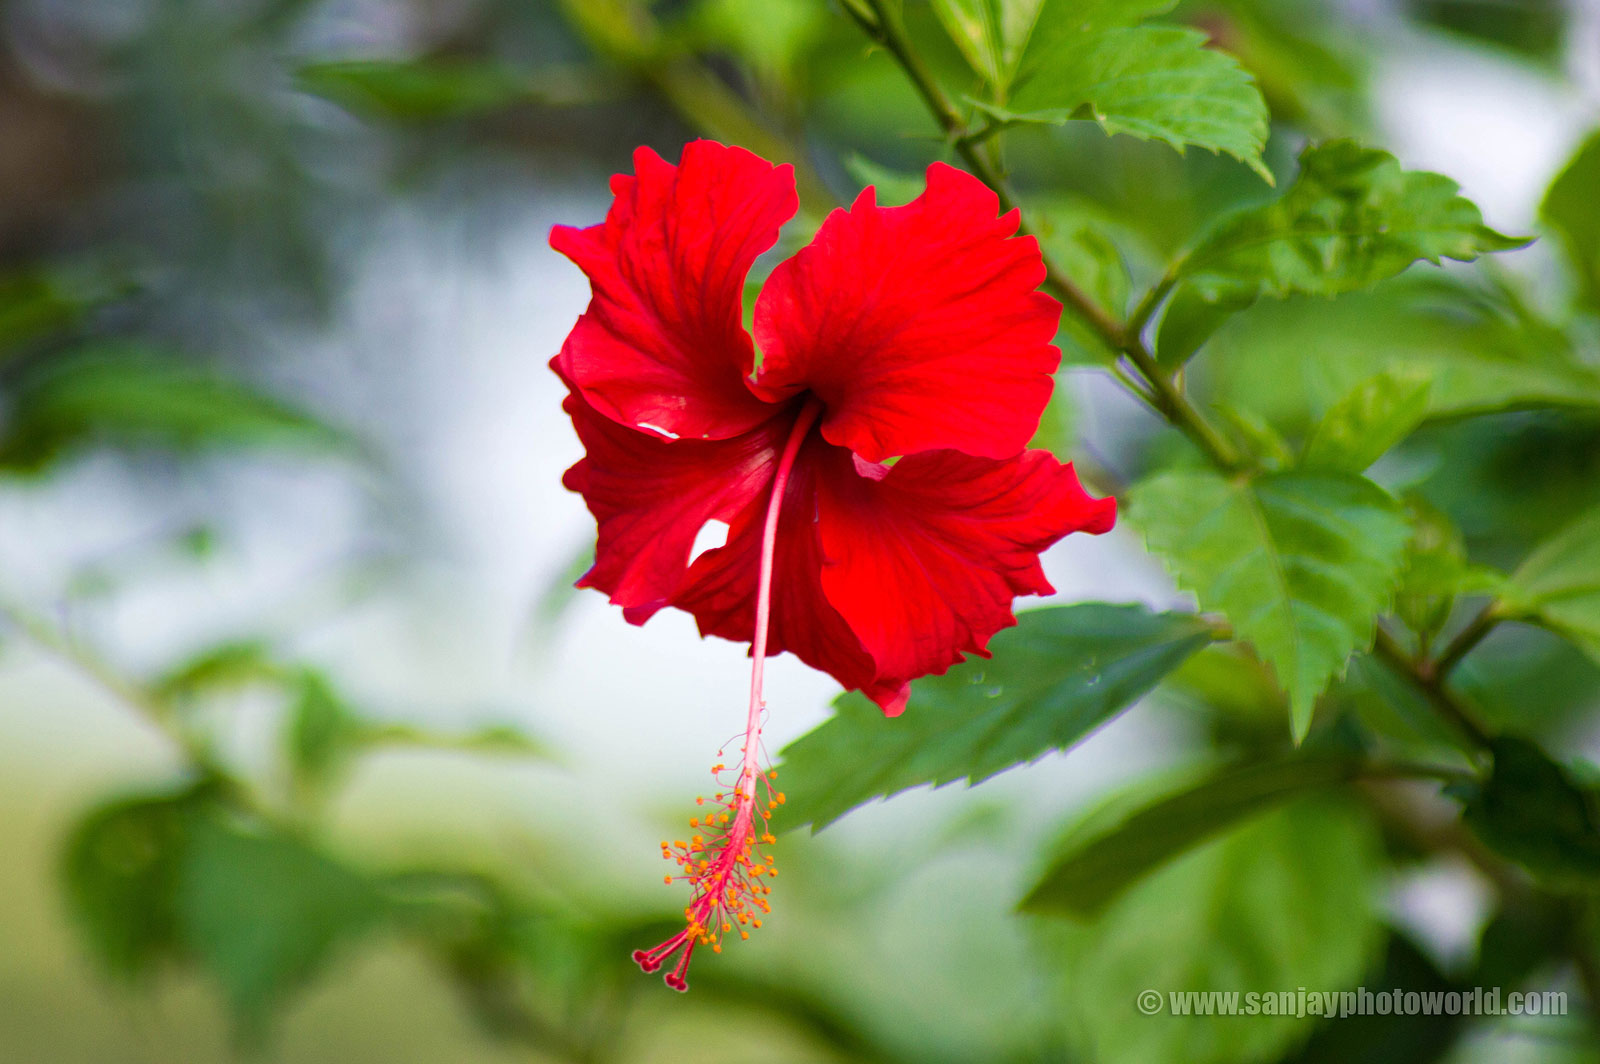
553, 140, 797, 441
751, 163, 1062, 463
672, 436, 1114, 716
815, 446, 1116, 709
559, 380, 788, 618
673, 435, 881, 700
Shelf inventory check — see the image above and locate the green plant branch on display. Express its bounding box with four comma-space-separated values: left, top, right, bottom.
556, 0, 836, 216
1425, 601, 1501, 681
848, 0, 1245, 470
843, 4, 1514, 756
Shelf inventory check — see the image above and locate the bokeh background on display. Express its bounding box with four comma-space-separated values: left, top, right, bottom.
2, 0, 1598, 1061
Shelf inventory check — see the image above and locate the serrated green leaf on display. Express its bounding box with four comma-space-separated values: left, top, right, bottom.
1128, 469, 1412, 739
1505, 506, 1600, 665
1037, 797, 1383, 1064
1022, 753, 1363, 917
0, 348, 348, 473
1006, 25, 1270, 179
1540, 128, 1600, 307
1458, 737, 1600, 888
777, 604, 1213, 831
1200, 281, 1600, 427
1015, 0, 1177, 65
1301, 367, 1432, 473
1175, 140, 1525, 306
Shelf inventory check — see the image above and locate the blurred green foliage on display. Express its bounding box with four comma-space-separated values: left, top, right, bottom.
3, 0, 1600, 1062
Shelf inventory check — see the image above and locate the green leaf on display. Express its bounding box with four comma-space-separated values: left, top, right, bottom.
1301, 367, 1433, 473
1022, 753, 1364, 917
155, 641, 284, 699
1128, 469, 1412, 739
931, 0, 1004, 83
1154, 284, 1251, 367
842, 154, 926, 207
1198, 280, 1600, 427
687, 0, 826, 83
777, 604, 1213, 830
287, 672, 363, 784
296, 59, 578, 120
1175, 141, 1525, 306
1006, 25, 1270, 179
1540, 127, 1600, 307
176, 813, 386, 1038
1458, 737, 1600, 888
1037, 797, 1382, 1064
1030, 201, 1131, 321
1391, 496, 1502, 649
0, 348, 347, 472
61, 788, 196, 979
1505, 506, 1600, 665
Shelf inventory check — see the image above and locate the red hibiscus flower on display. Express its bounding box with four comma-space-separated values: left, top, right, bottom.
552, 140, 1115, 990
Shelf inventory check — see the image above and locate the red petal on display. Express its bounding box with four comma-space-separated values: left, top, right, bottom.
553, 141, 796, 441
673, 435, 880, 697
815, 446, 1115, 707
559, 379, 788, 618
750, 163, 1061, 463
673, 436, 1115, 715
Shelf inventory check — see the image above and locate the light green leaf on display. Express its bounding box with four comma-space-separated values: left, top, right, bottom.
1036, 797, 1383, 1064
931, 0, 1004, 83
1175, 140, 1525, 304
1006, 25, 1270, 179
1199, 281, 1600, 427
1301, 367, 1433, 472
1016, 0, 1178, 62
0, 347, 348, 473
1391, 496, 1504, 649
777, 604, 1213, 831
1540, 129, 1600, 308
842, 154, 925, 206
1030, 201, 1131, 320
1021, 753, 1364, 917
1506, 506, 1600, 665
1128, 469, 1412, 739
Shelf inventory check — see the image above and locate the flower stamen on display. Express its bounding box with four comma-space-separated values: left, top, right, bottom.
633, 398, 824, 992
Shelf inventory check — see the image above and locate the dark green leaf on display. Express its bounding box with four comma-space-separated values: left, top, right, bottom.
1021, 753, 1364, 916
60, 788, 197, 979
1505, 506, 1600, 665
1006, 25, 1270, 179
296, 59, 586, 120
1541, 129, 1600, 308
1037, 797, 1382, 1064
1301, 367, 1432, 473
777, 604, 1213, 830
842, 154, 925, 206
1174, 141, 1525, 306
1154, 283, 1251, 367
1128, 469, 1412, 739
176, 813, 386, 1037
0, 348, 347, 473
1458, 736, 1600, 888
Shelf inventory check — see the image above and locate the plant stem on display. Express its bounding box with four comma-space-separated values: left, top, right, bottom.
846, 2, 1507, 751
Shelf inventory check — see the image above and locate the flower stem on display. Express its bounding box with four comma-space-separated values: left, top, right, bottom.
745, 398, 825, 795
